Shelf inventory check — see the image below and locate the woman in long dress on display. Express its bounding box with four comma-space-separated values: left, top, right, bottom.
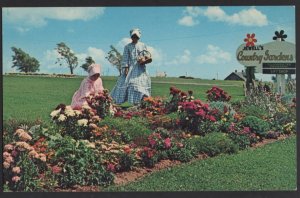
71, 64, 104, 109
110, 28, 151, 105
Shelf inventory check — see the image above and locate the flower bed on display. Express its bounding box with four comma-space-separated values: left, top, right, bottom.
3, 86, 296, 191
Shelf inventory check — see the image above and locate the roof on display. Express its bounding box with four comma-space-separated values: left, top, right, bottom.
224, 72, 246, 81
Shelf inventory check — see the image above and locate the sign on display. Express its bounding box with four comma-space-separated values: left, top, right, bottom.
236, 41, 296, 73
262, 69, 295, 74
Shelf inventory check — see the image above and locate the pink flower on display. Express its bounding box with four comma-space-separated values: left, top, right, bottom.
149, 139, 156, 148
195, 109, 206, 117
107, 163, 115, 172
5, 156, 14, 164
3, 162, 10, 169
12, 176, 21, 183
3, 151, 11, 159
209, 115, 216, 122
243, 127, 251, 134
164, 138, 171, 149
12, 167, 21, 174
51, 165, 62, 174
4, 144, 14, 152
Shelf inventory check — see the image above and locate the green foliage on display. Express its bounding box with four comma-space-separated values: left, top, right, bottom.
80, 56, 95, 72
117, 153, 135, 172
55, 42, 78, 74
99, 117, 152, 146
48, 136, 114, 188
166, 146, 195, 162
209, 101, 236, 116
105, 136, 296, 191
185, 133, 238, 157
239, 104, 269, 118
281, 93, 296, 105
11, 47, 40, 73
4, 152, 42, 192
228, 133, 251, 150
240, 116, 270, 137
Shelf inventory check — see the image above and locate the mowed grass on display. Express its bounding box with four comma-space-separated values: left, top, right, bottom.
104, 136, 296, 191
3, 75, 244, 122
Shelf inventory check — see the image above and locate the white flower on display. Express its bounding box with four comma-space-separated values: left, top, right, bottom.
74, 110, 81, 116
82, 104, 91, 110
77, 119, 88, 126
58, 114, 67, 122
65, 109, 75, 117
50, 109, 61, 118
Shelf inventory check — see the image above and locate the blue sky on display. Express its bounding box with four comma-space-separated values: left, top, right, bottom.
2, 6, 296, 81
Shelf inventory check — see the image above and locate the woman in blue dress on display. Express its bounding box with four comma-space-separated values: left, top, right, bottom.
110, 28, 151, 105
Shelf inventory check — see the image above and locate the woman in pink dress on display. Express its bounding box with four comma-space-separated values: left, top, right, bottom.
71, 64, 104, 109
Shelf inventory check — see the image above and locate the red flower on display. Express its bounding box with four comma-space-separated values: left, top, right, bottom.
164, 138, 171, 149
209, 115, 216, 122
244, 33, 257, 47
195, 109, 206, 117
51, 165, 62, 174
149, 139, 156, 148
107, 163, 115, 172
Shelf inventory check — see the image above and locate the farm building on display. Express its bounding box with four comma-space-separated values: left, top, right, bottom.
224, 70, 246, 81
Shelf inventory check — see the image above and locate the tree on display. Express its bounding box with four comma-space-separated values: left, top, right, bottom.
55, 42, 78, 74
11, 47, 40, 73
106, 45, 122, 76
81, 56, 95, 72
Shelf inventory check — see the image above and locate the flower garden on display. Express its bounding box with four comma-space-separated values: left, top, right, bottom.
2, 85, 296, 192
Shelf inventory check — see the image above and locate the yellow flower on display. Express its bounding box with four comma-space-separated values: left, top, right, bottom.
58, 114, 67, 122
77, 119, 88, 126
50, 109, 61, 118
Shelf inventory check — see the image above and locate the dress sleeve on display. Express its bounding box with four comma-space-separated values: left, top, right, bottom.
80, 79, 92, 98
95, 78, 104, 93
122, 45, 129, 68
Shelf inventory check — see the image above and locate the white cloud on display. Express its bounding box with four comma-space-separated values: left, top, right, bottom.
196, 44, 231, 64
3, 7, 105, 27
15, 27, 30, 33
178, 6, 268, 27
166, 50, 191, 65
117, 37, 132, 51
178, 16, 199, 27
184, 6, 202, 17
147, 45, 163, 64
203, 6, 268, 26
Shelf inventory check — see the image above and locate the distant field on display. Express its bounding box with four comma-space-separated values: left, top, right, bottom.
3, 75, 244, 122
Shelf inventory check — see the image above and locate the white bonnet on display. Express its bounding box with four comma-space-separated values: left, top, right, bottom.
87, 64, 101, 77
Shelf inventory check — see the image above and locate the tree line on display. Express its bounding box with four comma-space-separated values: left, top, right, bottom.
10, 42, 122, 75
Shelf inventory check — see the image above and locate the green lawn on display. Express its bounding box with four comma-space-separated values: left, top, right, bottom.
3, 75, 244, 122
105, 136, 296, 191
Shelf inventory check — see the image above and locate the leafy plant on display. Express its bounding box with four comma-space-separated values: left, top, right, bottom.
185, 133, 238, 157
240, 116, 270, 137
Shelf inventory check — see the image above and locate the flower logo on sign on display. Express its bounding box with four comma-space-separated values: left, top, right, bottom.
244, 33, 257, 47
273, 30, 287, 41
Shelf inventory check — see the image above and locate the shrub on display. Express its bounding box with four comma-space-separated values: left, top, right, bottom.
240, 116, 270, 137
178, 100, 218, 134
206, 86, 231, 102
117, 153, 135, 172
99, 117, 152, 146
281, 93, 296, 106
239, 105, 269, 118
209, 101, 236, 117
184, 133, 238, 157
138, 147, 158, 168
48, 136, 114, 188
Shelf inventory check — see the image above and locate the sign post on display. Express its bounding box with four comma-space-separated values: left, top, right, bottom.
236, 31, 295, 95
